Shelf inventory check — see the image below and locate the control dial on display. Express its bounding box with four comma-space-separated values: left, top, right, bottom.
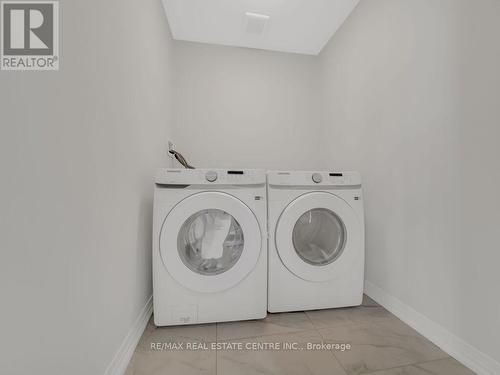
312, 173, 323, 183
205, 171, 218, 182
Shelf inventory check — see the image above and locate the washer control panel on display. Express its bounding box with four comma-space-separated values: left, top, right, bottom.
267, 171, 361, 187
156, 168, 266, 186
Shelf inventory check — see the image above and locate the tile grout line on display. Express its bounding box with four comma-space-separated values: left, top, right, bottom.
215, 323, 218, 375
303, 310, 316, 327
360, 356, 456, 375
314, 321, 350, 375
217, 327, 315, 342
307, 310, 353, 375
305, 310, 351, 374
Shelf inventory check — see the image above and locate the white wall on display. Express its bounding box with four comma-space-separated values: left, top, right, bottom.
171, 41, 324, 170
319, 0, 500, 366
0, 0, 174, 374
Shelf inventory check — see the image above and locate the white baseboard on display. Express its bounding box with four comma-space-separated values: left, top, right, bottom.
103, 295, 153, 375
365, 281, 500, 375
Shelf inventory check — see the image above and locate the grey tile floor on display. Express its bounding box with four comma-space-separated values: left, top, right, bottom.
125, 295, 475, 375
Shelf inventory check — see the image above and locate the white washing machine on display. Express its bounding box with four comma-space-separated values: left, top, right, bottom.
153, 168, 267, 326
267, 171, 364, 312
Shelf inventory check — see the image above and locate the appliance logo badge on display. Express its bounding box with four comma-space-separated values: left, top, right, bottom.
1, 1, 59, 70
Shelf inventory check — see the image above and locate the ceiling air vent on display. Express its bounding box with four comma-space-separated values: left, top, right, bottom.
244, 12, 269, 35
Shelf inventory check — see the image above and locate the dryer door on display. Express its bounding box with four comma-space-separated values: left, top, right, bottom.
160, 191, 262, 293
275, 192, 361, 282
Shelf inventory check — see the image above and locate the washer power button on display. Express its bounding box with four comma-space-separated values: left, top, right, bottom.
205, 171, 218, 182
312, 173, 323, 183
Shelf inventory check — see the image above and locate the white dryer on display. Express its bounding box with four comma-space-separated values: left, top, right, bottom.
267, 171, 364, 312
153, 169, 267, 326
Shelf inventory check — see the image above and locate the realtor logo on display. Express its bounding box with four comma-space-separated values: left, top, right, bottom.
1, 1, 59, 70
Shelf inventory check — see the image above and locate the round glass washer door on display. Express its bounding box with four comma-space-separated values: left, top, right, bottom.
177, 209, 244, 276
275, 192, 361, 282
160, 191, 262, 293
292, 208, 346, 266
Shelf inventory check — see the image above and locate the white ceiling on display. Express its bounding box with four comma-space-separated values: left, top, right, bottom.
161, 0, 360, 55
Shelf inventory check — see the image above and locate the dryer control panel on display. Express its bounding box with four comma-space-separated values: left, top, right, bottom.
156, 168, 266, 186
267, 171, 361, 187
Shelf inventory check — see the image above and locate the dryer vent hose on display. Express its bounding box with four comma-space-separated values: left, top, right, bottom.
169, 149, 195, 169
